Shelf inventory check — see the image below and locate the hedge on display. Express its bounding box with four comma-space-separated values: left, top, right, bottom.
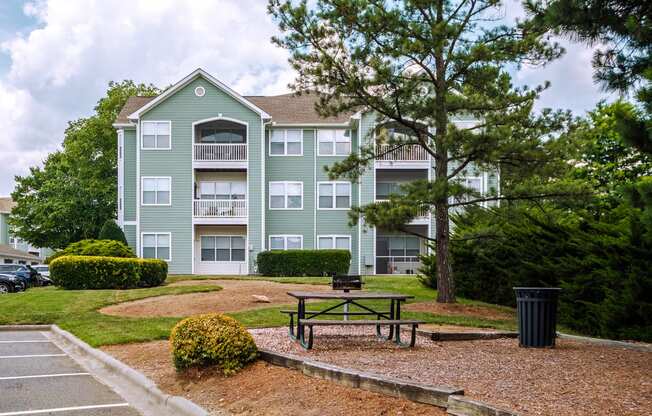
50, 255, 168, 290
170, 313, 258, 374
46, 239, 135, 264
257, 249, 351, 276
98, 220, 129, 245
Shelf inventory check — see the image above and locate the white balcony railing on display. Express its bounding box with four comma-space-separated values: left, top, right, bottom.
376, 200, 429, 221
193, 199, 247, 218
376, 144, 429, 161
193, 143, 247, 162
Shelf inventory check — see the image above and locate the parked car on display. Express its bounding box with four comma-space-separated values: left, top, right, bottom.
33, 264, 49, 278
0, 264, 41, 289
0, 273, 24, 294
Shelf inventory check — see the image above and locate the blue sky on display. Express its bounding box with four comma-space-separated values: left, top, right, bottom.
0, 0, 612, 196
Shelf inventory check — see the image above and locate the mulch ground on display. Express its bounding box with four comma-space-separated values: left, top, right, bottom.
252, 327, 652, 416
102, 341, 445, 416
404, 301, 514, 321
99, 280, 330, 317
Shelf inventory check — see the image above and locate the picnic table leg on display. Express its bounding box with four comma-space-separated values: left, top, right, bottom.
394, 300, 402, 345
375, 299, 395, 341
298, 299, 306, 345
288, 312, 296, 340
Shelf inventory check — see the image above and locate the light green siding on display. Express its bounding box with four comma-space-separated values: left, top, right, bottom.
139, 76, 263, 274
123, 224, 137, 252
123, 128, 137, 222
0, 213, 9, 245
358, 112, 378, 274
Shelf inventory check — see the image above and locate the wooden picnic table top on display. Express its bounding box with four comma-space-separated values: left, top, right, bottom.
287, 291, 413, 300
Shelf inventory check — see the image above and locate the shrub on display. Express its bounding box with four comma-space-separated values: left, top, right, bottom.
98, 220, 129, 245
170, 313, 258, 374
257, 249, 351, 276
46, 239, 135, 264
49, 255, 167, 290
137, 258, 168, 287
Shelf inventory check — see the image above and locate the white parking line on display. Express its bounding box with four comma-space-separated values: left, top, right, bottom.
0, 354, 67, 359
0, 340, 51, 343
0, 373, 90, 381
0, 403, 130, 416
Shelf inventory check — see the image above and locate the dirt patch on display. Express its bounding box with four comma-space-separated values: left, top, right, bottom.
101, 341, 445, 416
405, 301, 514, 321
99, 280, 330, 318
252, 326, 652, 416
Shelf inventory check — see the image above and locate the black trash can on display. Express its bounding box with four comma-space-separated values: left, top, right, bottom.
513, 287, 561, 348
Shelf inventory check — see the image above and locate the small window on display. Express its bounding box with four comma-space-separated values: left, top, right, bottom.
142, 233, 171, 261
270, 129, 302, 156
269, 182, 303, 209
142, 177, 171, 205
269, 235, 303, 250
317, 235, 351, 251
318, 130, 351, 156
318, 182, 351, 209
194, 86, 205, 97
3, 259, 13, 264
200, 236, 246, 262
142, 121, 171, 149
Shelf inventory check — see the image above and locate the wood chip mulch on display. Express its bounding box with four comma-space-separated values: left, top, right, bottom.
101, 341, 445, 416
251, 327, 652, 416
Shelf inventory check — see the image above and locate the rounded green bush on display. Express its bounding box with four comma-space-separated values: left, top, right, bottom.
46, 239, 135, 264
137, 259, 168, 287
170, 313, 258, 374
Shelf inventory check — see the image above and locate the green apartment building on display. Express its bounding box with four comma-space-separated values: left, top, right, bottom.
114, 69, 497, 275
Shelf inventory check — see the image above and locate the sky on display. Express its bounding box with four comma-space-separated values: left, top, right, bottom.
0, 0, 612, 196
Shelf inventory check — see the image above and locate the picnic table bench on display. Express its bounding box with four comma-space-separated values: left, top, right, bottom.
285, 287, 423, 349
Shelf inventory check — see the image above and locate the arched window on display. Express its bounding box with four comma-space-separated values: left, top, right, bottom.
195, 120, 246, 144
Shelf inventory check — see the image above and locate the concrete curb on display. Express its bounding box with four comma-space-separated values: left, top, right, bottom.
259, 349, 463, 408
447, 395, 520, 416
417, 329, 518, 341
557, 332, 652, 352
48, 325, 212, 416
0, 324, 53, 331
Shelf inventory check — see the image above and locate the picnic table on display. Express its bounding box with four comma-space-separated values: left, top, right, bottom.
284, 291, 423, 349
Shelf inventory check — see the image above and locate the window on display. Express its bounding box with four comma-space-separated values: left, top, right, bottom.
376, 182, 404, 200
199, 181, 246, 200
376, 235, 421, 259
142, 121, 171, 149
318, 130, 351, 156
200, 236, 246, 262
270, 129, 302, 156
269, 182, 303, 209
318, 235, 351, 250
142, 177, 171, 205
196, 120, 246, 144
3, 259, 13, 264
452, 177, 483, 204
318, 182, 351, 209
142, 233, 171, 261
269, 235, 303, 250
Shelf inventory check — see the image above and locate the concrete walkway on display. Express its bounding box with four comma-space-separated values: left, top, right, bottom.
0, 330, 140, 416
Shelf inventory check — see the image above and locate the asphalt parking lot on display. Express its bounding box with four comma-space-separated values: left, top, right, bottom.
0, 330, 140, 416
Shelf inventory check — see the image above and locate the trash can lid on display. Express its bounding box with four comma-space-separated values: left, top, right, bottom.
513, 287, 561, 291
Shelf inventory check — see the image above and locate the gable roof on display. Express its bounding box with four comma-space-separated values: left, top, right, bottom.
245, 93, 354, 125
126, 68, 271, 121
115, 96, 156, 124
0, 244, 39, 261
0, 197, 15, 214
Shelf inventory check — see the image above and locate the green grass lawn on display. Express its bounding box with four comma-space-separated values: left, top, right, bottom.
0, 275, 518, 347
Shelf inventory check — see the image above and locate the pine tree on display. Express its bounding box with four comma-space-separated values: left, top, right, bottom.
98, 219, 129, 246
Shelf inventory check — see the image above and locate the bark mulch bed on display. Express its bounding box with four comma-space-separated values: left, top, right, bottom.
99, 279, 330, 318
102, 341, 445, 416
404, 301, 514, 321
251, 327, 652, 416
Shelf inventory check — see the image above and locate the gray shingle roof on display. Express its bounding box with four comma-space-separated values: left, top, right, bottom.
0, 197, 15, 214
0, 244, 40, 261
114, 93, 354, 125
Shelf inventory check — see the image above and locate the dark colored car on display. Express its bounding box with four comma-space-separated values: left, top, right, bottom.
0, 264, 41, 289
0, 273, 23, 294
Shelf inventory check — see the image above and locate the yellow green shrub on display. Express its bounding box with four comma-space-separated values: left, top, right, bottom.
170, 313, 258, 374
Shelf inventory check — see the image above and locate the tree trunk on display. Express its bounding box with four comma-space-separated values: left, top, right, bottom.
435, 202, 455, 303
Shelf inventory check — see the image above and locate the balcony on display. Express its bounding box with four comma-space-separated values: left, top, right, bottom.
193, 199, 247, 225
375, 144, 429, 168
193, 144, 247, 169
375, 200, 429, 224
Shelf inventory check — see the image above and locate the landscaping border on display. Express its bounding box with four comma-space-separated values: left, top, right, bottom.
557, 332, 652, 352
417, 329, 518, 341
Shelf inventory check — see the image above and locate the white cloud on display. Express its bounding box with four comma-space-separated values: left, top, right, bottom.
0, 0, 295, 195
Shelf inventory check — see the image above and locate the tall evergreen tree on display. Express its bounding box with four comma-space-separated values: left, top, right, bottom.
269, 0, 585, 302
10, 81, 159, 249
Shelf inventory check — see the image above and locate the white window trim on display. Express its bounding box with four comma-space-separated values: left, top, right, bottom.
317, 235, 352, 251
198, 180, 247, 200
199, 235, 247, 263
269, 181, 304, 210
141, 120, 172, 150
269, 235, 304, 250
269, 129, 303, 156
317, 181, 352, 210
141, 176, 172, 206
140, 232, 172, 261
317, 129, 351, 156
